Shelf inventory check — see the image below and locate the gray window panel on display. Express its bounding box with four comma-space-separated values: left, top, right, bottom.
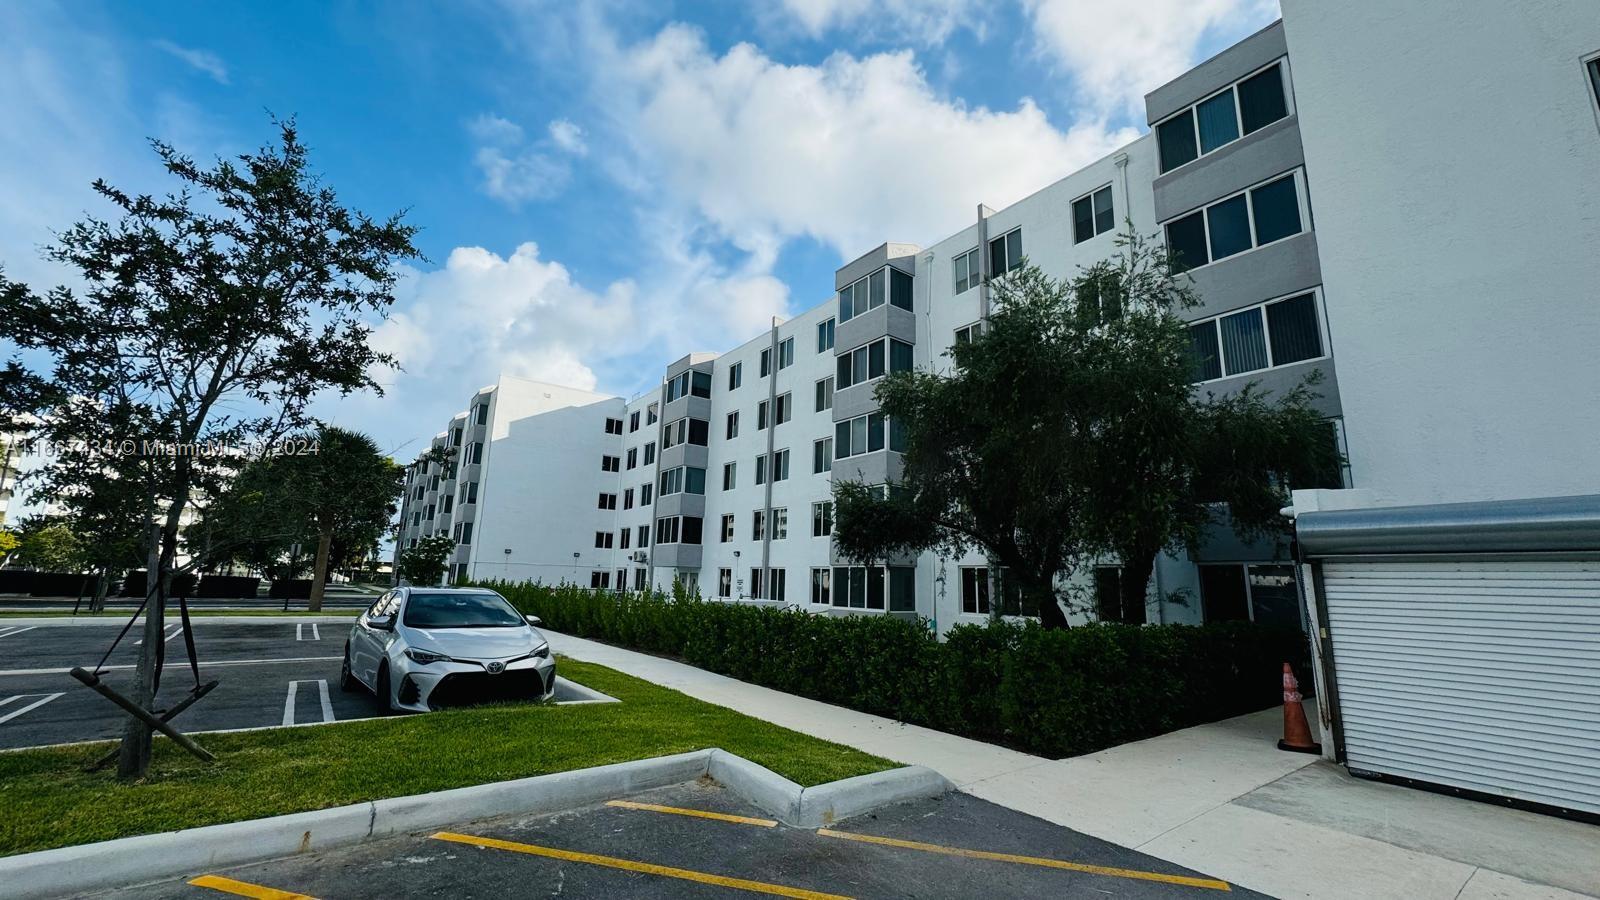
889, 417, 907, 452
1072, 195, 1095, 244
868, 341, 885, 379
890, 269, 913, 311
851, 416, 868, 456
691, 371, 712, 398
1220, 308, 1269, 375
1197, 88, 1240, 154
1196, 319, 1225, 383
1092, 186, 1114, 235
890, 339, 913, 373
953, 252, 970, 293
1250, 175, 1302, 245
1206, 195, 1252, 261
1157, 109, 1198, 172
889, 566, 915, 612
869, 269, 885, 310
866, 565, 885, 609
1238, 63, 1289, 135
1266, 293, 1322, 364
867, 412, 885, 453
1165, 212, 1208, 270
835, 420, 850, 458
686, 467, 705, 495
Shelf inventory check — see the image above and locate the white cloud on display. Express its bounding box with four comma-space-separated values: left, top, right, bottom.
468, 114, 589, 205
1021, 0, 1281, 116
775, 0, 979, 44
547, 118, 587, 155
592, 25, 1137, 260
153, 39, 229, 85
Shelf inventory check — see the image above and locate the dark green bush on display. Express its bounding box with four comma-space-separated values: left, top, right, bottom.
479, 579, 1309, 758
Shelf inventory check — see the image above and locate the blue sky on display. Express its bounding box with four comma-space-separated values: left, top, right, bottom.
0, 0, 1279, 463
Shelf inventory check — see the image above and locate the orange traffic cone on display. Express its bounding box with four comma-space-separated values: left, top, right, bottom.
1277, 662, 1322, 754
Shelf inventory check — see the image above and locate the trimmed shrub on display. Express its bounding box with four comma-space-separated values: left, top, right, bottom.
268, 579, 314, 600
479, 580, 1310, 758
120, 570, 198, 598
27, 572, 96, 597
0, 569, 35, 595
195, 575, 262, 599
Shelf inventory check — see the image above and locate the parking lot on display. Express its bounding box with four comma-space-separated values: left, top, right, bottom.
100, 780, 1258, 899
0, 620, 585, 750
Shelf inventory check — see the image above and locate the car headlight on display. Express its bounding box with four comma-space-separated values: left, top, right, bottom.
532, 642, 550, 660
405, 648, 451, 664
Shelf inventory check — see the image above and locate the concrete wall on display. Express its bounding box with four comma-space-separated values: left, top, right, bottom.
1282, 0, 1600, 505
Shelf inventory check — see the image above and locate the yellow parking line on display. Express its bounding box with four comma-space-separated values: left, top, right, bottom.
188, 874, 318, 899
431, 831, 850, 899
606, 799, 778, 827
815, 829, 1231, 892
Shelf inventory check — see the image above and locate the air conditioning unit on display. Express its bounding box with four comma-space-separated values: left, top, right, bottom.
631, 551, 648, 563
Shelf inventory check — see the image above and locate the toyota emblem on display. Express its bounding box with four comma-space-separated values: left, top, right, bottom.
486, 660, 506, 675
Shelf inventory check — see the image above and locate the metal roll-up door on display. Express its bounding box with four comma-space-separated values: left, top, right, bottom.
1322, 557, 1600, 816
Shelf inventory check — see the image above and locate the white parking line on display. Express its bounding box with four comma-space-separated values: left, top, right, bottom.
135, 625, 183, 646
282, 679, 335, 726
294, 623, 321, 641
0, 693, 64, 726
0, 626, 38, 640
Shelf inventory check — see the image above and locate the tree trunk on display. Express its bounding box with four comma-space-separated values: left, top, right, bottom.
307, 526, 333, 612
117, 523, 164, 779
1118, 541, 1160, 625
90, 568, 108, 613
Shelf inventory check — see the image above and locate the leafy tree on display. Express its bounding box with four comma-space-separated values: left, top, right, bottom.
0, 119, 420, 778
398, 533, 455, 587
13, 519, 84, 572
833, 229, 1339, 629
0, 529, 18, 566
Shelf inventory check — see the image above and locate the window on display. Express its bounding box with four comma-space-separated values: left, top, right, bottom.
836, 337, 913, 389
1188, 291, 1324, 382
754, 454, 767, 485
637, 524, 649, 548
664, 371, 688, 403
778, 337, 795, 370
1072, 186, 1115, 244
474, 403, 489, 426
629, 411, 640, 433
643, 442, 656, 465
441, 496, 452, 515
601, 455, 620, 472
620, 528, 631, 550
658, 466, 706, 496
728, 362, 743, 390
624, 487, 634, 510
757, 400, 768, 430
988, 227, 1022, 277
641, 483, 653, 505
953, 322, 983, 347
810, 568, 831, 605
726, 411, 739, 439
647, 404, 657, 424
752, 509, 766, 541
888, 566, 915, 612
772, 507, 788, 540
451, 426, 462, 447
813, 438, 833, 474
689, 418, 709, 446
890, 268, 913, 311
721, 514, 735, 543
468, 442, 484, 465
654, 516, 701, 544
594, 531, 613, 549
691, 371, 712, 398
750, 568, 765, 600
952, 247, 980, 294
1157, 62, 1289, 173
960, 567, 989, 615
598, 492, 617, 510
1163, 172, 1303, 270
634, 569, 648, 591
663, 418, 685, 449
461, 481, 478, 504
723, 461, 737, 490
830, 566, 886, 610
774, 393, 792, 425
626, 448, 637, 470
605, 417, 624, 435
1094, 567, 1144, 624
834, 412, 904, 458
760, 347, 772, 377
590, 571, 611, 590
718, 568, 732, 598
817, 318, 835, 352
838, 266, 909, 321
815, 377, 833, 412
769, 568, 787, 602
812, 501, 833, 537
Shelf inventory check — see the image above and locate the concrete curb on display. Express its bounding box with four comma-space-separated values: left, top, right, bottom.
0, 749, 948, 899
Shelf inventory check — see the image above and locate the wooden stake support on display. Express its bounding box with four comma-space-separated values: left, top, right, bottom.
68, 667, 216, 764
83, 679, 220, 771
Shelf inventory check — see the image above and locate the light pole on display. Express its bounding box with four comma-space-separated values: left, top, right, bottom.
572, 551, 580, 586
733, 550, 741, 600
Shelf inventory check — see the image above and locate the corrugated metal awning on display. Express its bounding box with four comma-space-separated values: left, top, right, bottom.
1297, 494, 1600, 557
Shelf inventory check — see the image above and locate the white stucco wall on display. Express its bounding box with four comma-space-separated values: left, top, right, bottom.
1282, 0, 1600, 505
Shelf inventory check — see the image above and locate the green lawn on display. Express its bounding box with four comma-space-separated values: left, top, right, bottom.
0, 608, 364, 618
0, 659, 896, 857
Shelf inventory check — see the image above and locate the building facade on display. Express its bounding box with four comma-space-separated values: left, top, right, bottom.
398, 8, 1598, 635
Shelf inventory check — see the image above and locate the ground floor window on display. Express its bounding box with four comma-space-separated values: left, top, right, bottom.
1094, 566, 1145, 624
832, 565, 915, 611
960, 566, 989, 615
718, 567, 732, 598
1199, 563, 1301, 628
633, 568, 648, 591
810, 567, 830, 605
589, 570, 611, 590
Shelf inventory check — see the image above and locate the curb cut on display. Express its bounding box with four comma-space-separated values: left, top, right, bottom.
0, 750, 950, 899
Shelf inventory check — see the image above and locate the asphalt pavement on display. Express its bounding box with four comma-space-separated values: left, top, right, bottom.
100, 780, 1263, 899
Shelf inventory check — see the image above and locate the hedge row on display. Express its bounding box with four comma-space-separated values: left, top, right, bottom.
478, 580, 1310, 758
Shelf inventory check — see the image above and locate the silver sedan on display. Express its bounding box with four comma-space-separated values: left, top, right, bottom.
342, 587, 555, 712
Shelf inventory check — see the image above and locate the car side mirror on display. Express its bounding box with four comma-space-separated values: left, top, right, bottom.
524, 614, 542, 627
369, 614, 395, 631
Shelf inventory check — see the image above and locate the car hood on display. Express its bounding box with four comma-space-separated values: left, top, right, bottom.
404, 625, 544, 660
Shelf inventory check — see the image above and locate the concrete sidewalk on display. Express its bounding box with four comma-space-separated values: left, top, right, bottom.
549, 631, 1600, 900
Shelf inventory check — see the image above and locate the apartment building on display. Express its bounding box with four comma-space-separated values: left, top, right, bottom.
399, 8, 1598, 635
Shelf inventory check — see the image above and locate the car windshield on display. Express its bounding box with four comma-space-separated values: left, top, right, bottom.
402, 593, 524, 629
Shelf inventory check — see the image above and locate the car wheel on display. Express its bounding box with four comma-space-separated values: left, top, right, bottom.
339, 645, 358, 693
375, 662, 394, 714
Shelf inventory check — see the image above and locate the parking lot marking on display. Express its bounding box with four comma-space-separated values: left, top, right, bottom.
188, 874, 317, 899
281, 679, 336, 727
0, 656, 341, 677
606, 799, 778, 827
294, 623, 321, 641
0, 693, 65, 726
431, 831, 852, 899
814, 829, 1232, 892
136, 625, 183, 646
0, 625, 38, 640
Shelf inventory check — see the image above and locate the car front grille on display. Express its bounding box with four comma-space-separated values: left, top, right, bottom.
427, 669, 549, 710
